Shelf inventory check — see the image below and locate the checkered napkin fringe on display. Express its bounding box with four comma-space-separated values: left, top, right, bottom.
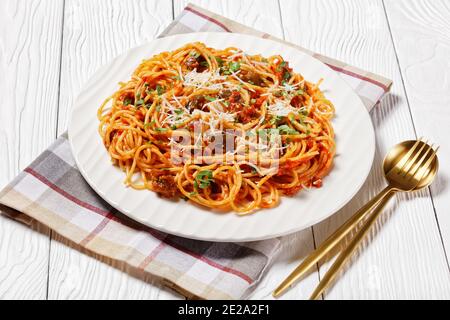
0, 3, 392, 300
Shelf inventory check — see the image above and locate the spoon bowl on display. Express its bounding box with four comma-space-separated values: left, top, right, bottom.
383, 140, 439, 191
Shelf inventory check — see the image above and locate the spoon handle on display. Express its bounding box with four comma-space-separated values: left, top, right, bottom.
309, 191, 395, 299
273, 186, 394, 298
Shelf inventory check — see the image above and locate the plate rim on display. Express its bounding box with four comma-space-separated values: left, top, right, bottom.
68, 32, 375, 242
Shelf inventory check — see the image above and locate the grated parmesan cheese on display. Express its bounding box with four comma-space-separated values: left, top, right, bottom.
183, 69, 226, 89
267, 100, 297, 117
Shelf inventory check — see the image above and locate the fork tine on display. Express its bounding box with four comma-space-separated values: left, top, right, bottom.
407, 143, 434, 179
414, 146, 439, 183
402, 140, 429, 176
387, 139, 422, 176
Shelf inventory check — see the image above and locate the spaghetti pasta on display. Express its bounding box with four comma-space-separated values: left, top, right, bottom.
98, 42, 335, 214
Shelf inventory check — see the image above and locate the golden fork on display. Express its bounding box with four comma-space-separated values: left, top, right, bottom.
273, 139, 439, 299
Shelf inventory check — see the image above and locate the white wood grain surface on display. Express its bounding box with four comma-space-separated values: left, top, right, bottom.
384, 0, 450, 258
0, 0, 449, 299
0, 0, 63, 299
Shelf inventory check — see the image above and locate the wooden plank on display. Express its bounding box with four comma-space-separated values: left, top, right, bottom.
384, 0, 450, 260
0, 0, 64, 299
173, 0, 320, 300
48, 0, 180, 299
279, 0, 450, 299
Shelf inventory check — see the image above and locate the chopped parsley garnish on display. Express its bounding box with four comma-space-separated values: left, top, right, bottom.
156, 85, 165, 96
215, 56, 224, 67
277, 61, 287, 72
257, 128, 282, 143
278, 125, 299, 135
288, 114, 295, 122
296, 89, 304, 95
270, 115, 283, 125
273, 90, 282, 97
123, 98, 132, 106
204, 96, 216, 102
283, 71, 291, 81
200, 60, 208, 67
189, 191, 198, 196
155, 127, 169, 133
174, 109, 183, 115
299, 108, 309, 117
195, 170, 214, 189
190, 51, 200, 58
143, 120, 156, 129
291, 113, 305, 125
170, 125, 177, 130
229, 61, 241, 72
257, 128, 279, 138
135, 99, 144, 106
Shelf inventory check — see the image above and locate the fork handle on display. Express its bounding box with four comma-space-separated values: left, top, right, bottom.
310, 190, 396, 299
273, 186, 395, 297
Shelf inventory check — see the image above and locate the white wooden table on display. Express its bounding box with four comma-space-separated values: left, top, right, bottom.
1, 0, 449, 300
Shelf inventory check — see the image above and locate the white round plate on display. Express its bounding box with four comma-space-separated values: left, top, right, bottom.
69, 32, 375, 242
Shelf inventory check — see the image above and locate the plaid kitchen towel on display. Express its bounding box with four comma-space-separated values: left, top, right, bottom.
0, 3, 392, 300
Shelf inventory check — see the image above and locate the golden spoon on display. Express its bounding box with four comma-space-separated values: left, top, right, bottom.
273, 140, 439, 299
